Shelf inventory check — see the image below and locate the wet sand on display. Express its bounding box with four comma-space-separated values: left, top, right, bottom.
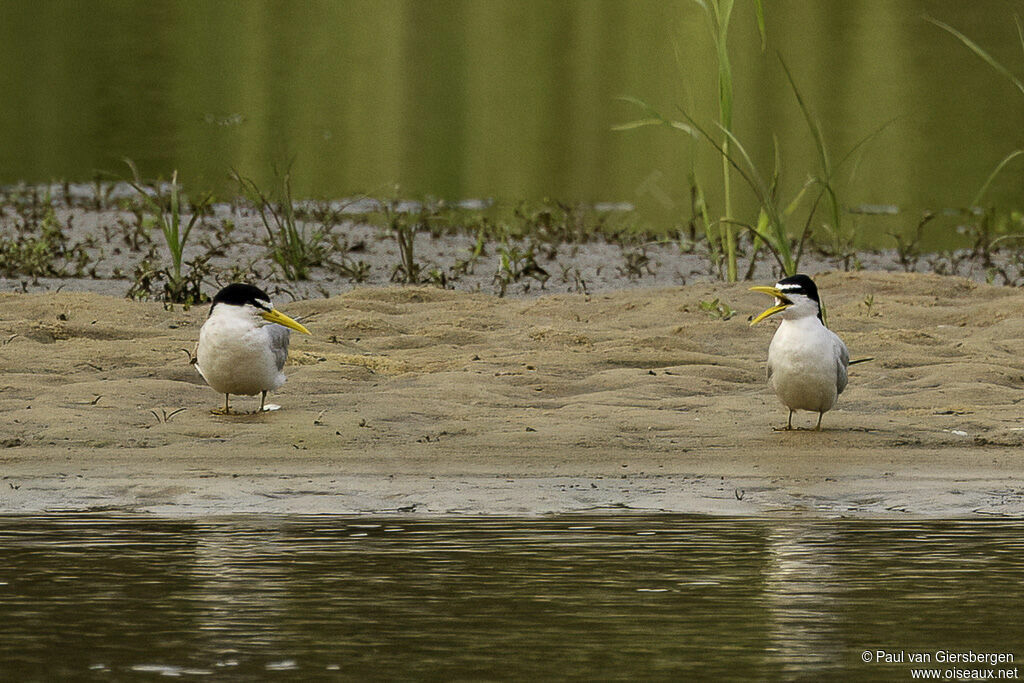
1, 270, 1022, 517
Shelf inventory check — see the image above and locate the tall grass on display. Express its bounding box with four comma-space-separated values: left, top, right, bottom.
126, 160, 210, 303
626, 52, 890, 278
696, 0, 765, 281
619, 0, 900, 279
616, 0, 763, 281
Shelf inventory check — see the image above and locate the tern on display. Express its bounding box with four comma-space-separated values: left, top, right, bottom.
750, 274, 849, 430
195, 283, 311, 414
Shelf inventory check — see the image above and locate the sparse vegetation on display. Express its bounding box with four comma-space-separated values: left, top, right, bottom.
0, 197, 91, 279
232, 166, 326, 280
126, 161, 212, 305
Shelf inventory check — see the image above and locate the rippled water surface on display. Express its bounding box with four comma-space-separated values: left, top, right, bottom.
1, 515, 1022, 679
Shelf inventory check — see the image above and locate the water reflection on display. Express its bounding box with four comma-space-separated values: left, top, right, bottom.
0, 515, 1021, 679
764, 522, 844, 675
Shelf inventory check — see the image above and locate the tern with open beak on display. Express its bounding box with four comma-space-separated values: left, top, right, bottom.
750, 274, 849, 430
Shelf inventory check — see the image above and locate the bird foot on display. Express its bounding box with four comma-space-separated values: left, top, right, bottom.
210, 407, 234, 416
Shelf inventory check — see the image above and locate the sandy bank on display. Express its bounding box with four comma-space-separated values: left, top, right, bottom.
1, 271, 1022, 516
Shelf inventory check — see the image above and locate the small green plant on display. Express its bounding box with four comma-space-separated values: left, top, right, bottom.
150, 407, 186, 424
392, 216, 420, 283
618, 1, 896, 282
89, 172, 116, 210
216, 260, 266, 288
115, 204, 153, 251
126, 252, 211, 309
232, 166, 324, 280
427, 267, 451, 289
375, 198, 425, 284
452, 223, 490, 277
558, 264, 588, 294
493, 237, 549, 296
293, 199, 346, 233
861, 293, 875, 316
890, 211, 936, 272
699, 298, 735, 320
618, 245, 653, 279
370, 196, 453, 284
126, 161, 211, 304
695, 0, 766, 282
681, 58, 892, 278
332, 257, 372, 283
958, 152, 1024, 265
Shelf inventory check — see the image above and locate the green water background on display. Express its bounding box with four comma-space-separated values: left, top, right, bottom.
1, 0, 1022, 247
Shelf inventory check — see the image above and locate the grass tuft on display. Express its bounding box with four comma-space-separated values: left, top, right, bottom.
232, 166, 325, 280
126, 160, 211, 305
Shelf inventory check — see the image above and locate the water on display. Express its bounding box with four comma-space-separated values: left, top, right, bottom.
1, 515, 1022, 680
0, 1, 1022, 248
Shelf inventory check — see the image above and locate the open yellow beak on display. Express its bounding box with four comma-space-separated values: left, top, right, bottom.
260, 309, 311, 335
749, 286, 791, 326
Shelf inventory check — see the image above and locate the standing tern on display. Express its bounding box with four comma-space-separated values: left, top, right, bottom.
750, 274, 849, 430
195, 283, 311, 414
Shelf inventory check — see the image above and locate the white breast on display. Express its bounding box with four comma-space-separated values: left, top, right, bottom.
767, 317, 848, 414
195, 308, 289, 396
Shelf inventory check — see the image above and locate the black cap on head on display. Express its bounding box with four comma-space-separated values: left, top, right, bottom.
775, 274, 820, 304
211, 283, 272, 310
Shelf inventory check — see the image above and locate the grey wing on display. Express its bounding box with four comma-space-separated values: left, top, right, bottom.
268, 324, 291, 372
835, 334, 849, 395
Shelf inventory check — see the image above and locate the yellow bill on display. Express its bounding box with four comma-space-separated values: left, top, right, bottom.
260, 308, 311, 335
749, 285, 792, 326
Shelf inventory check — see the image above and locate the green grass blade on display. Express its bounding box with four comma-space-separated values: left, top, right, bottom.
716, 125, 772, 203
679, 112, 758, 202
611, 118, 694, 134
1015, 15, 1024, 61
925, 15, 1024, 98
713, 124, 794, 273
611, 118, 666, 131
1017, 15, 1024, 61
755, 0, 766, 52
970, 149, 1024, 207
614, 97, 695, 135
716, 0, 734, 30
779, 55, 830, 176
782, 179, 811, 218
835, 116, 899, 170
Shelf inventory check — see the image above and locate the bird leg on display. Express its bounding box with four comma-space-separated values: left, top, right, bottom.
815, 412, 823, 431
259, 390, 268, 412
787, 410, 794, 430
210, 393, 232, 415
